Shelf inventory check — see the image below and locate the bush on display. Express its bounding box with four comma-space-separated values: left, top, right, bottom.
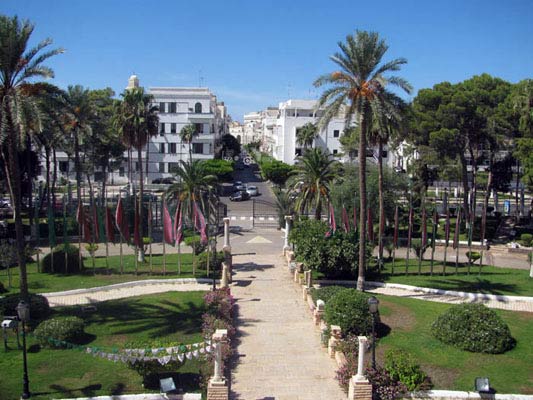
324, 289, 377, 336
0, 293, 50, 320
196, 251, 225, 271
384, 349, 431, 391
34, 316, 85, 348
335, 334, 360, 360
466, 251, 481, 263
431, 303, 515, 354
204, 287, 234, 322
520, 233, 533, 247
335, 354, 358, 393
41, 243, 84, 274
184, 235, 207, 255
309, 286, 349, 304
366, 367, 408, 400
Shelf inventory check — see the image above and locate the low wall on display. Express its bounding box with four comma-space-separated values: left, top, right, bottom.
403, 390, 533, 400
56, 393, 201, 400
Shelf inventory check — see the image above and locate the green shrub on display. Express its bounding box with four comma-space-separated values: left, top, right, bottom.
431, 303, 515, 354
0, 293, 50, 320
196, 251, 225, 271
335, 334, 360, 359
466, 251, 481, 263
184, 235, 207, 255
520, 233, 533, 247
384, 349, 431, 391
309, 286, 349, 304
34, 316, 85, 348
324, 289, 376, 336
41, 243, 84, 274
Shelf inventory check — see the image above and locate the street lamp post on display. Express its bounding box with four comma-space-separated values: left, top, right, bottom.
368, 296, 379, 369
16, 300, 30, 399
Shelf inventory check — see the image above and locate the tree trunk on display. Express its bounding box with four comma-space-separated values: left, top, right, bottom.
5, 112, 29, 300
74, 128, 83, 269
378, 140, 385, 269
357, 106, 369, 291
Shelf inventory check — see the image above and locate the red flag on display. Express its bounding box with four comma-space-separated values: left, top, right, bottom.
421, 207, 427, 247
163, 199, 174, 245
367, 207, 374, 242
342, 207, 350, 232
174, 201, 183, 245
407, 206, 413, 248
115, 197, 130, 242
393, 206, 399, 248
193, 201, 208, 244
452, 209, 461, 249
105, 207, 115, 243
92, 204, 99, 242
444, 209, 451, 246
133, 200, 141, 247
325, 203, 336, 237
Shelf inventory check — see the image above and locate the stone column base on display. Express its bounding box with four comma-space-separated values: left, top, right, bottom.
348, 377, 372, 400
207, 378, 229, 400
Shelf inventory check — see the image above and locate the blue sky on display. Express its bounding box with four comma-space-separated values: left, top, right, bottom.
3, 0, 533, 121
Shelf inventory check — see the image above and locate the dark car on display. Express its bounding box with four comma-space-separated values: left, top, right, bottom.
229, 191, 250, 201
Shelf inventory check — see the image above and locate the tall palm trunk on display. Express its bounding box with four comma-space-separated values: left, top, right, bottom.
377, 139, 385, 269
138, 145, 144, 262
357, 105, 369, 291
5, 113, 29, 300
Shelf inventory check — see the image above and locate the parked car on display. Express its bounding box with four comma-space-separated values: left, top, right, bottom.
246, 185, 259, 196
229, 191, 250, 201
233, 181, 246, 191
152, 177, 177, 184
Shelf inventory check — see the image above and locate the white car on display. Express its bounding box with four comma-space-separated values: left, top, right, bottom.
246, 185, 259, 196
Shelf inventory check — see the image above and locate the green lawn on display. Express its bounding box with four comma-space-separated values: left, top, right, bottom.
1, 252, 220, 294
0, 291, 207, 400
377, 295, 533, 394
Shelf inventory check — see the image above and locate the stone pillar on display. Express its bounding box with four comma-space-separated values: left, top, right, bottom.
283, 215, 292, 254
304, 270, 312, 287
328, 325, 342, 358
313, 299, 325, 326
222, 217, 231, 252
294, 269, 299, 283
220, 262, 229, 288
207, 329, 229, 400
348, 336, 372, 400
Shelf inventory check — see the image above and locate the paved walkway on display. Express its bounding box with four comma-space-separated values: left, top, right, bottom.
229, 229, 346, 400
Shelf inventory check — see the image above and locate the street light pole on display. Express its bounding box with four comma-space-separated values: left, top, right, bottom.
17, 300, 30, 399
368, 296, 379, 370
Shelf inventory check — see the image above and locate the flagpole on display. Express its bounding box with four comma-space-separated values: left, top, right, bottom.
105, 195, 109, 271
90, 192, 96, 275
63, 194, 68, 271
418, 206, 426, 275
405, 192, 413, 276
455, 209, 461, 275
178, 243, 181, 275
443, 208, 450, 275
35, 184, 41, 273
392, 206, 398, 275
134, 193, 138, 276
148, 196, 153, 275
430, 210, 437, 276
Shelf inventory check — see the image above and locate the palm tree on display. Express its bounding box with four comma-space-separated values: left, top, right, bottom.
0, 15, 63, 299
296, 122, 318, 153
180, 123, 197, 162
114, 87, 159, 262
314, 30, 411, 290
289, 148, 338, 219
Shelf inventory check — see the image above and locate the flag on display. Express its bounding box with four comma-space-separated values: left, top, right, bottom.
92, 204, 100, 243
353, 206, 357, 231
341, 207, 350, 232
421, 207, 427, 248
174, 201, 183, 245
444, 209, 451, 246
393, 206, 399, 248
452, 209, 461, 249
432, 209, 439, 248
97, 206, 106, 243
76, 201, 91, 241
105, 207, 115, 243
407, 206, 413, 248
367, 207, 374, 242
163, 199, 174, 245
115, 197, 130, 242
325, 203, 336, 237
48, 207, 57, 247
193, 201, 208, 244
133, 200, 141, 247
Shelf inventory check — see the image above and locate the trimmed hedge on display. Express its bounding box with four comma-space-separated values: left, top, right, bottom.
324, 289, 377, 336
34, 316, 85, 348
309, 286, 349, 304
384, 349, 431, 391
0, 293, 50, 320
431, 303, 515, 354
41, 243, 84, 274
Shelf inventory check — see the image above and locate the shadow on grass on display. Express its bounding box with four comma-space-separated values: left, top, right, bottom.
33, 383, 102, 398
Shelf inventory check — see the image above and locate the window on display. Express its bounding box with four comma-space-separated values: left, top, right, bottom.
159, 143, 165, 153
195, 123, 203, 134
169, 143, 177, 154
333, 149, 338, 155
168, 162, 179, 173
59, 161, 69, 173
171, 123, 176, 133
295, 148, 302, 156
169, 102, 176, 113
159, 102, 165, 113
119, 167, 125, 177
159, 162, 165, 173
194, 102, 202, 113
333, 130, 340, 138
159, 123, 165, 135
192, 143, 203, 154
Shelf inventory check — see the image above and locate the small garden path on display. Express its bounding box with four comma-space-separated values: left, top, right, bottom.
229, 229, 346, 400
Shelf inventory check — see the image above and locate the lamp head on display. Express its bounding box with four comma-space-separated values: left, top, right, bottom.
368, 296, 379, 314
16, 300, 30, 322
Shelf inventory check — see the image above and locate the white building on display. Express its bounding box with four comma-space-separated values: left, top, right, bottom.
242, 111, 262, 145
